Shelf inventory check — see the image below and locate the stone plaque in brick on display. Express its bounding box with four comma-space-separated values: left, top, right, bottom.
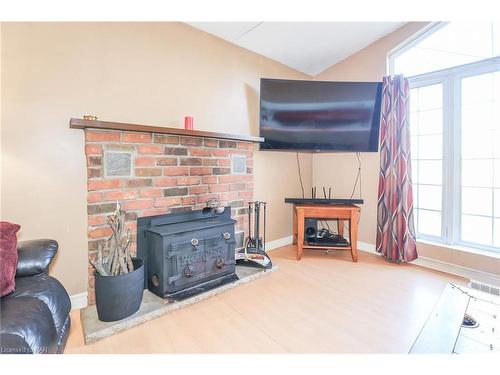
231, 155, 246, 174
105, 152, 132, 177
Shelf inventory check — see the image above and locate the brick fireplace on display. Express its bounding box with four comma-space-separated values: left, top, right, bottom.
79, 119, 258, 304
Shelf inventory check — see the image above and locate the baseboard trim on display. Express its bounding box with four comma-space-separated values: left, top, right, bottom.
70, 292, 88, 310
357, 241, 500, 286
265, 235, 293, 251
357, 241, 377, 254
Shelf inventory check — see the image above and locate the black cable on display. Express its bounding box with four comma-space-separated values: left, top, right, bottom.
321, 220, 331, 231
296, 152, 305, 198
358, 152, 362, 198
350, 152, 362, 199
337, 153, 363, 238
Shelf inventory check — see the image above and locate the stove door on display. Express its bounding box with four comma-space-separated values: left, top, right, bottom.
165, 233, 207, 293
204, 224, 236, 278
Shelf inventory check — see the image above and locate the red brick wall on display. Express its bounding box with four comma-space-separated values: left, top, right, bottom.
84, 129, 254, 303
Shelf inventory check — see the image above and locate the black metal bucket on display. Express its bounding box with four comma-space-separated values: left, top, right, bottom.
94, 258, 144, 322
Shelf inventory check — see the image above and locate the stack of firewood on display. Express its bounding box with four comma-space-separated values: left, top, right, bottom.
90, 202, 134, 276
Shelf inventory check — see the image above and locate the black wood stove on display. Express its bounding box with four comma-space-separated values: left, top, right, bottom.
137, 207, 238, 301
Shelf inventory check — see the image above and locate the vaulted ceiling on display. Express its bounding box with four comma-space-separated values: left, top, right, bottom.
187, 22, 405, 76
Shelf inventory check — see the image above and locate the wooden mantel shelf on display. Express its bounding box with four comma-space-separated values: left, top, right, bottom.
69, 118, 265, 143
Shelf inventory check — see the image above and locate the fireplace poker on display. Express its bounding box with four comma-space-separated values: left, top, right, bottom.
236, 201, 272, 269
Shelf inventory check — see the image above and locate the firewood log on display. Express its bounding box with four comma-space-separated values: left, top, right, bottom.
90, 202, 135, 276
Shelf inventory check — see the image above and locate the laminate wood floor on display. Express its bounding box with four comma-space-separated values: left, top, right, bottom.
65, 245, 465, 353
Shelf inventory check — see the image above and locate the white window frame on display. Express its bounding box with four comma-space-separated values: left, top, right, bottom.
389, 23, 500, 253
409, 77, 447, 244
387, 22, 444, 76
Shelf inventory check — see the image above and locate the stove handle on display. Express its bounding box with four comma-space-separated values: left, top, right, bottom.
183, 265, 195, 278
215, 257, 225, 269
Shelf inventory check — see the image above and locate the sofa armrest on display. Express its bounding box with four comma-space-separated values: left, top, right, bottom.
16, 239, 58, 277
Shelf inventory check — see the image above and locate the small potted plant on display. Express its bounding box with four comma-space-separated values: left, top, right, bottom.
90, 202, 144, 322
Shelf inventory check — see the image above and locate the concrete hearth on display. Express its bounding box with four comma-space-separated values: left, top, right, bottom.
80, 265, 278, 344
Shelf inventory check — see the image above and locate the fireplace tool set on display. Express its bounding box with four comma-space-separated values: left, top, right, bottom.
236, 201, 273, 269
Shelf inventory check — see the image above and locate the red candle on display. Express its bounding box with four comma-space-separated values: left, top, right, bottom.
184, 116, 193, 130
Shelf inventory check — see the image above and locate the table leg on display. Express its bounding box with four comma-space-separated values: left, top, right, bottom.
349, 210, 359, 262
337, 219, 344, 237
293, 205, 297, 245
297, 209, 305, 260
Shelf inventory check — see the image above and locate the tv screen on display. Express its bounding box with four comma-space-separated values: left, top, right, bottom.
259, 78, 383, 152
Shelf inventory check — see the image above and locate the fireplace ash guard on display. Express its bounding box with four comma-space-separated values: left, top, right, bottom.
137, 207, 238, 301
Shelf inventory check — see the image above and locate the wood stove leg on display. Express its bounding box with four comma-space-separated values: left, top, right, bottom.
296, 209, 305, 260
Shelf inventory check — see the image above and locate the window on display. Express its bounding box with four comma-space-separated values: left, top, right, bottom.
410, 83, 444, 238
461, 71, 500, 248
391, 22, 500, 77
390, 22, 500, 253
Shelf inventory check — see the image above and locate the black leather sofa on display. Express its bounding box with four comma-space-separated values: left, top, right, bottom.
0, 240, 71, 354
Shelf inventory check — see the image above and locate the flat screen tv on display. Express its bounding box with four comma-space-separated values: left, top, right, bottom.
259, 78, 383, 152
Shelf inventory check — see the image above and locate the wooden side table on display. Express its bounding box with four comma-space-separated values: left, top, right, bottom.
293, 204, 360, 262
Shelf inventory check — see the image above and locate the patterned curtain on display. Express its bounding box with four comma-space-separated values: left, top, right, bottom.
376, 75, 417, 263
